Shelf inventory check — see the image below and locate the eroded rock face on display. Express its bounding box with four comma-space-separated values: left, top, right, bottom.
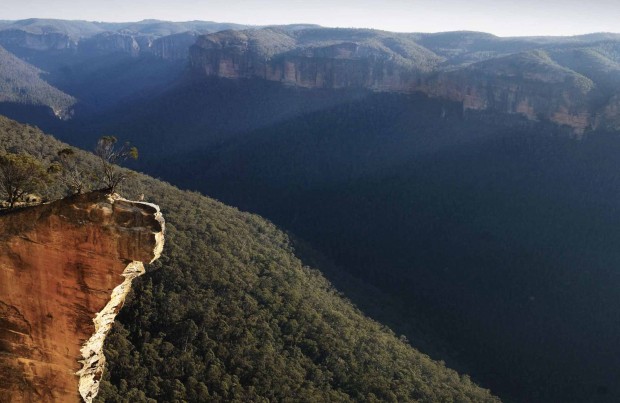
419, 51, 596, 134
191, 38, 424, 91
79, 32, 143, 57
189, 29, 609, 133
0, 29, 76, 51
0, 191, 164, 402
150, 32, 200, 60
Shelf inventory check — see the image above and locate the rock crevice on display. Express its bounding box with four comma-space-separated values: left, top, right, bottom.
0, 191, 164, 402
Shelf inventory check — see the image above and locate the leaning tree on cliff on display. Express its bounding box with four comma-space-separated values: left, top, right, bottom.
94, 136, 138, 193
0, 152, 50, 209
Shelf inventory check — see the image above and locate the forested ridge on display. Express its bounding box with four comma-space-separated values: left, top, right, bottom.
3, 20, 620, 403
0, 46, 75, 116
101, 82, 620, 402
0, 115, 498, 402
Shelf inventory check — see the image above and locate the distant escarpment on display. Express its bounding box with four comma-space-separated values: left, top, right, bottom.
0, 28, 76, 51
0, 19, 251, 61
189, 28, 440, 92
0, 191, 164, 402
422, 51, 595, 133
190, 28, 620, 133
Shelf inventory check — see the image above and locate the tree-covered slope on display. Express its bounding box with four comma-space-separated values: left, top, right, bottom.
86, 81, 620, 402
0, 115, 498, 402
0, 45, 75, 118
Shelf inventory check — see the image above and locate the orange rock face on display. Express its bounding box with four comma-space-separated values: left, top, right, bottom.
0, 191, 164, 402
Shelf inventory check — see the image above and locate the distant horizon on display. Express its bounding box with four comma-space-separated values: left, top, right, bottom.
2, 17, 619, 39
3, 0, 620, 37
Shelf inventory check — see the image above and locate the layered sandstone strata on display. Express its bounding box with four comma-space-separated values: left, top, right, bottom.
0, 191, 164, 402
190, 29, 602, 133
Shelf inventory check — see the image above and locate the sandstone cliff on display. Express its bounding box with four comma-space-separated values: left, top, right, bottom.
0, 19, 249, 61
189, 28, 440, 91
0, 29, 76, 51
150, 32, 200, 60
0, 191, 164, 402
422, 50, 595, 134
79, 32, 143, 57
189, 28, 620, 133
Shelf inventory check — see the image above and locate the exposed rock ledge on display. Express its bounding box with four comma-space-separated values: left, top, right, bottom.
0, 191, 165, 402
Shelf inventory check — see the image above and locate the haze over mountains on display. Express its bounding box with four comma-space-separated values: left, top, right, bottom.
2, 19, 620, 132
2, 18, 620, 402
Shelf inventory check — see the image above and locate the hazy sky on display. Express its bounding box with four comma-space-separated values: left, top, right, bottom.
3, 0, 619, 37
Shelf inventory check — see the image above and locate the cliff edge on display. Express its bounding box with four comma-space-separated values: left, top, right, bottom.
189, 28, 618, 134
0, 190, 165, 402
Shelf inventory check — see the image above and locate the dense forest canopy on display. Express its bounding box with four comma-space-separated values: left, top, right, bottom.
0, 115, 498, 402
3, 21, 620, 402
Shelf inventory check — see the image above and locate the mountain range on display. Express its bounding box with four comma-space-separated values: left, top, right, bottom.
2, 18, 620, 402
2, 19, 620, 133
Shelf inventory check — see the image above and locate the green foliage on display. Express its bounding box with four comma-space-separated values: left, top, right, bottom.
54, 147, 89, 194
0, 151, 50, 208
121, 86, 620, 402
0, 115, 498, 402
94, 135, 139, 193
0, 45, 75, 117
4, 25, 620, 403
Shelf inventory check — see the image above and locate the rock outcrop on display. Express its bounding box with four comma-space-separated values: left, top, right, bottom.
79, 32, 143, 57
151, 32, 200, 60
0, 191, 164, 402
421, 51, 596, 134
189, 28, 619, 133
0, 29, 76, 51
0, 20, 217, 61
189, 28, 439, 92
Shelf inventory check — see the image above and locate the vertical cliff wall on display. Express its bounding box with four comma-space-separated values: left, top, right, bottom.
189, 29, 608, 133
0, 191, 164, 402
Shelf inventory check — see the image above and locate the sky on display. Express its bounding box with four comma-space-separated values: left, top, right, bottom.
3, 0, 620, 37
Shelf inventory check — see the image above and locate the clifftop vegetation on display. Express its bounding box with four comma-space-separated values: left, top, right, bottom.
0, 115, 498, 402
